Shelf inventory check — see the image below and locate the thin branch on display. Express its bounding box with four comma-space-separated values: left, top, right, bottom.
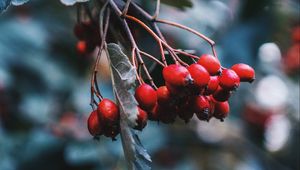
155, 18, 218, 58
121, 0, 132, 16
139, 50, 165, 67
152, 0, 160, 20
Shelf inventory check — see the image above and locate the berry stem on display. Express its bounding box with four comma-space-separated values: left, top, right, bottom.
155, 18, 218, 58
121, 0, 131, 16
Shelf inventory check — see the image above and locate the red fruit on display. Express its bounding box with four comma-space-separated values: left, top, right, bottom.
203, 76, 219, 95
188, 64, 210, 88
197, 54, 221, 75
76, 40, 96, 55
76, 41, 87, 54
87, 110, 102, 136
163, 64, 193, 87
212, 86, 231, 102
292, 26, 300, 42
157, 86, 172, 104
231, 63, 255, 83
213, 101, 230, 121
193, 96, 211, 121
135, 84, 157, 110
148, 103, 160, 121
97, 99, 120, 125
134, 107, 148, 131
219, 69, 240, 90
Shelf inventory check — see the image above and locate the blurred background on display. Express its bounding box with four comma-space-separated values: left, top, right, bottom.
0, 0, 299, 170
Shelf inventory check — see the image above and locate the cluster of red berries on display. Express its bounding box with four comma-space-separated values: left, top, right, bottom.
134, 54, 255, 124
87, 54, 255, 139
87, 99, 120, 140
74, 22, 100, 55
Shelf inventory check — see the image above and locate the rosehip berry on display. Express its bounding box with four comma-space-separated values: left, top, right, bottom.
135, 84, 157, 110
188, 63, 210, 88
218, 69, 240, 90
97, 99, 120, 125
203, 76, 219, 95
163, 64, 193, 87
87, 110, 102, 136
212, 86, 231, 102
193, 96, 211, 121
213, 101, 230, 121
197, 54, 221, 75
231, 63, 255, 83
157, 86, 172, 104
134, 107, 148, 131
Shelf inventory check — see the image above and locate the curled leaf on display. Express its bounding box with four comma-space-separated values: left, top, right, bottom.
107, 43, 152, 170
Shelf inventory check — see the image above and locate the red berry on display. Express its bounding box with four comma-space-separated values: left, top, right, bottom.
197, 54, 221, 75
135, 84, 157, 110
203, 76, 219, 95
163, 64, 193, 87
87, 110, 102, 136
97, 99, 120, 125
219, 69, 240, 90
157, 86, 172, 104
76, 40, 96, 55
212, 86, 231, 102
134, 107, 148, 131
231, 63, 255, 83
188, 64, 210, 88
193, 96, 211, 121
148, 103, 160, 121
76, 40, 87, 54
213, 101, 230, 121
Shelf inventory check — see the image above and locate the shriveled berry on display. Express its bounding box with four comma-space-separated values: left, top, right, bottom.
197, 54, 221, 75
134, 107, 148, 131
157, 86, 172, 104
87, 110, 102, 136
219, 69, 240, 90
212, 86, 231, 102
97, 99, 120, 125
188, 64, 210, 88
103, 124, 120, 141
163, 64, 193, 87
135, 84, 157, 110
203, 76, 219, 95
177, 99, 194, 123
213, 101, 230, 121
231, 63, 255, 83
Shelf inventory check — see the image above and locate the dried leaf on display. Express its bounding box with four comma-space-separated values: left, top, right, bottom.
107, 43, 152, 170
